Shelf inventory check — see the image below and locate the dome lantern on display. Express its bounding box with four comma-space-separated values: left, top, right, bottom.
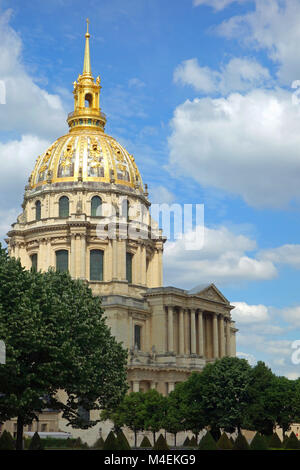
67, 19, 106, 132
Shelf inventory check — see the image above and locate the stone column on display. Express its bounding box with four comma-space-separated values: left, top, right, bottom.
219, 315, 225, 357
129, 314, 133, 350
184, 309, 190, 355
168, 306, 174, 353
133, 381, 140, 392
213, 313, 219, 359
118, 240, 126, 281
225, 319, 231, 356
112, 239, 118, 280
141, 245, 146, 286
190, 309, 196, 355
80, 235, 86, 279
150, 381, 156, 390
197, 310, 204, 357
168, 382, 175, 393
179, 307, 185, 355
70, 234, 76, 278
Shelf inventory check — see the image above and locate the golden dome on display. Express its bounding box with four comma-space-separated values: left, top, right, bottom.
29, 19, 143, 193
30, 131, 143, 191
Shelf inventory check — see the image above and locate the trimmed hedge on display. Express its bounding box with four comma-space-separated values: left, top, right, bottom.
116, 430, 131, 450
93, 437, 105, 449
28, 432, 44, 450
284, 432, 300, 450
189, 436, 197, 447
250, 433, 268, 450
153, 434, 169, 450
199, 432, 217, 450
103, 431, 118, 451
0, 430, 15, 450
268, 433, 282, 449
233, 433, 250, 450
217, 432, 233, 450
140, 436, 152, 448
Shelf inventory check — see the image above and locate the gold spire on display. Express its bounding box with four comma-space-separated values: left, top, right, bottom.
83, 18, 91, 76
67, 19, 106, 132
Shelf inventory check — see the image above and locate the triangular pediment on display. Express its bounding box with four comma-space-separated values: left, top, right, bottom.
188, 283, 229, 304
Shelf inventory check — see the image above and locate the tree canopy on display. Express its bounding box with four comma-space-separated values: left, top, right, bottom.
0, 246, 128, 449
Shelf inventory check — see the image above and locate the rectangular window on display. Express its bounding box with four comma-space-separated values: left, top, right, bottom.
56, 250, 69, 272
134, 324, 141, 350
126, 252, 133, 284
31, 254, 38, 271
90, 250, 104, 281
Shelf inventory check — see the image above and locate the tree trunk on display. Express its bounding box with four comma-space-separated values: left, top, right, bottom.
16, 416, 24, 450
134, 430, 137, 448
153, 431, 156, 445
174, 433, 177, 447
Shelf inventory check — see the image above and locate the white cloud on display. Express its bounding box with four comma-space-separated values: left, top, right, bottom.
217, 0, 300, 84
128, 78, 145, 88
168, 87, 300, 208
232, 301, 269, 323
163, 225, 276, 287
282, 306, 300, 328
236, 351, 257, 365
174, 57, 270, 94
0, 207, 20, 244
0, 10, 67, 139
174, 59, 218, 94
260, 244, 300, 269
193, 0, 249, 11
0, 134, 50, 194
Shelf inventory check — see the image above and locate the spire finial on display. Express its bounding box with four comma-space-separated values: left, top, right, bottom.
83, 18, 91, 75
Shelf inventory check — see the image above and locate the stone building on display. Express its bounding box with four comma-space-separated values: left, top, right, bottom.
4, 22, 237, 444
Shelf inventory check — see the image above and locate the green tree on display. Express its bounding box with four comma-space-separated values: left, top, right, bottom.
190, 357, 252, 434
102, 392, 146, 448
175, 375, 206, 440
163, 389, 185, 447
143, 389, 166, 444
269, 376, 300, 438
244, 361, 277, 436
0, 247, 128, 450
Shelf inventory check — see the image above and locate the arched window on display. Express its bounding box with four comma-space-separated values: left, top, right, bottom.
59, 196, 69, 218
90, 250, 104, 281
126, 252, 133, 284
85, 93, 93, 108
35, 201, 41, 221
56, 250, 69, 272
91, 196, 102, 217
31, 254, 38, 271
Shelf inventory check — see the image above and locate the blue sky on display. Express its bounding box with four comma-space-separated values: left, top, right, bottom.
1, 0, 300, 377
